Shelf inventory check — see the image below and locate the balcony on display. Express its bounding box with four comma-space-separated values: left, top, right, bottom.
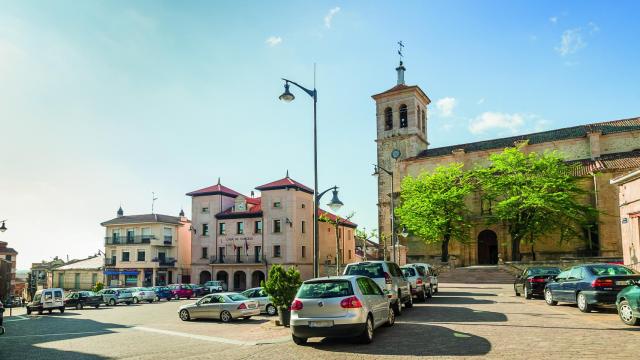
152, 257, 177, 267
209, 255, 264, 265
105, 258, 116, 266
105, 235, 155, 245
163, 236, 173, 245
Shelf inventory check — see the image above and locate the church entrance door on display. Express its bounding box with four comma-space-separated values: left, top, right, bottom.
477, 230, 498, 265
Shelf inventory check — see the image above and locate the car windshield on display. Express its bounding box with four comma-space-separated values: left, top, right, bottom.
297, 280, 354, 299
589, 265, 635, 276
344, 263, 385, 278
227, 294, 249, 302
529, 268, 560, 276
402, 268, 416, 277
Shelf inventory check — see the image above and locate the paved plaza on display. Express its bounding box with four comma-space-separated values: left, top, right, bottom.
1, 284, 637, 359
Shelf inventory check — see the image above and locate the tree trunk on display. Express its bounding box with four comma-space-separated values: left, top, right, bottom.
531, 242, 536, 261
511, 234, 521, 261
441, 232, 450, 263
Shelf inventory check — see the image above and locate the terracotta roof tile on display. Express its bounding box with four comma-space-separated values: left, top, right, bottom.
255, 176, 314, 194
569, 151, 640, 176
318, 209, 358, 228
186, 183, 243, 197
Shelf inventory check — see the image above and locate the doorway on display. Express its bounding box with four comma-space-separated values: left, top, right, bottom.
477, 230, 498, 265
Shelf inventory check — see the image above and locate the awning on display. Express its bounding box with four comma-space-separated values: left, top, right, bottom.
103, 270, 140, 275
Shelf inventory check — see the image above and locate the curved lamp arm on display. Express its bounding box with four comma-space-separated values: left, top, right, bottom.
282, 78, 317, 99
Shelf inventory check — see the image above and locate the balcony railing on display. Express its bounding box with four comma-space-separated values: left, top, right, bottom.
152, 257, 177, 267
105, 258, 116, 266
163, 236, 172, 245
209, 255, 264, 264
105, 235, 155, 245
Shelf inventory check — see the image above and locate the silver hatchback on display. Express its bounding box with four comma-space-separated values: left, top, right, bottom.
290, 275, 395, 345
178, 292, 260, 322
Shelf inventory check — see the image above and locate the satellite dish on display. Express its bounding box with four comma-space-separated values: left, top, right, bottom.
391, 149, 401, 159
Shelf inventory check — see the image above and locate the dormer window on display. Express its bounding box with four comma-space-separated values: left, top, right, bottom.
399, 104, 408, 128
384, 107, 393, 130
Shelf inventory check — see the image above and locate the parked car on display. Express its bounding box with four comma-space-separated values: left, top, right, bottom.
290, 275, 394, 345
514, 267, 561, 299
544, 264, 640, 312
64, 291, 102, 309
401, 264, 431, 301
188, 284, 206, 297
131, 287, 156, 304
98, 288, 134, 306
203, 280, 225, 293
343, 261, 412, 315
412, 263, 439, 294
169, 284, 194, 299
177, 292, 260, 322
26, 288, 65, 315
152, 286, 173, 301
241, 287, 277, 315
617, 280, 640, 326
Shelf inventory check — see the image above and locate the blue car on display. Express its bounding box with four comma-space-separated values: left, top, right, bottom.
544, 264, 640, 313
152, 286, 173, 301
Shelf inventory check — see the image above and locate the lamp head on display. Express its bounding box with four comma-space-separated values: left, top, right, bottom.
279, 82, 295, 102
327, 189, 344, 213
372, 165, 379, 177
400, 225, 408, 238
0, 221, 6, 233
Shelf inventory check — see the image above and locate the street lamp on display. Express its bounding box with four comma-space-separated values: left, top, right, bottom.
372, 164, 397, 263
400, 225, 408, 238
0, 220, 7, 233
278, 76, 322, 277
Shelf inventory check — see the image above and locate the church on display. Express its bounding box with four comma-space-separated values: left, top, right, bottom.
373, 60, 640, 266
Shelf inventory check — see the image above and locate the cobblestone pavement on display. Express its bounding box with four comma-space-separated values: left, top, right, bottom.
1, 284, 638, 359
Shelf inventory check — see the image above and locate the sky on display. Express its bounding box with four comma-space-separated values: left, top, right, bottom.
1, 1, 639, 269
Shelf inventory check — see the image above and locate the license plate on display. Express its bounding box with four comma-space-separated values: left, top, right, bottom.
616, 281, 629, 286
308, 320, 334, 328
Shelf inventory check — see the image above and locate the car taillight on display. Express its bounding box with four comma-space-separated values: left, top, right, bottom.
290, 299, 303, 311
527, 278, 545, 283
592, 279, 614, 288
384, 272, 392, 284
340, 296, 363, 309
416, 278, 423, 285
237, 303, 247, 310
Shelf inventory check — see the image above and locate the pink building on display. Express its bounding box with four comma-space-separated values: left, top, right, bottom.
612, 168, 640, 271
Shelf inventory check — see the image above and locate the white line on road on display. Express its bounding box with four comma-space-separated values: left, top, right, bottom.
4, 315, 29, 322
0, 330, 112, 339
133, 326, 290, 346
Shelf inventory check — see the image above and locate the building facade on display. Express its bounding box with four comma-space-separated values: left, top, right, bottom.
374, 62, 640, 266
51, 256, 104, 291
101, 208, 191, 287
188, 175, 358, 290
612, 168, 640, 271
0, 241, 18, 300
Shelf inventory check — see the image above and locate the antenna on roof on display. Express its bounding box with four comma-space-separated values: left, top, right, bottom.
286, 169, 289, 178
217, 177, 221, 185
152, 192, 158, 214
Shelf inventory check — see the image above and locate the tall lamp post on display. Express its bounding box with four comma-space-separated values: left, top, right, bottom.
373, 164, 396, 262
279, 77, 344, 277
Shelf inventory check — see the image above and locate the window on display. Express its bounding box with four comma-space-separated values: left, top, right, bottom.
137, 250, 145, 262
417, 107, 421, 129
201, 247, 208, 259
301, 220, 306, 234
384, 107, 393, 130
141, 227, 151, 242
568, 267, 584, 280
301, 246, 306, 258
422, 110, 426, 132
481, 199, 492, 215
126, 229, 135, 242
112, 230, 120, 243
348, 249, 352, 259
237, 222, 244, 234
273, 201, 281, 208
273, 219, 281, 233
301, 203, 306, 209
254, 220, 262, 234
201, 207, 209, 214
297, 280, 353, 299
202, 223, 210, 236
74, 273, 80, 289
92, 273, 97, 285
399, 104, 408, 128
122, 251, 130, 262
273, 245, 281, 258
5, 255, 11, 261
163, 227, 172, 243
218, 247, 225, 262
357, 277, 376, 295
218, 223, 225, 235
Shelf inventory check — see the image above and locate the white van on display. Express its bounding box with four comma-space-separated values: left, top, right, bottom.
27, 288, 65, 315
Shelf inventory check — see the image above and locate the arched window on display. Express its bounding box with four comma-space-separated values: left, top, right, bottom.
399, 104, 408, 128
422, 109, 426, 132
384, 107, 393, 130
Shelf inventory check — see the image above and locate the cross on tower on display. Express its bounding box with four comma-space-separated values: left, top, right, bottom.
397, 41, 404, 63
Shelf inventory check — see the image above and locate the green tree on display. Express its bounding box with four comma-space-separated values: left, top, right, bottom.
261, 264, 302, 310
92, 282, 104, 293
476, 145, 597, 261
395, 163, 473, 262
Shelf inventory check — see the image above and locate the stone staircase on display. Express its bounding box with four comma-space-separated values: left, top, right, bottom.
437, 265, 515, 284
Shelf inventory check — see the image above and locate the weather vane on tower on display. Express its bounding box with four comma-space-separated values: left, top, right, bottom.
397, 41, 404, 64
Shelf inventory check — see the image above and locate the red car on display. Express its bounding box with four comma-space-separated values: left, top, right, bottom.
169, 284, 193, 299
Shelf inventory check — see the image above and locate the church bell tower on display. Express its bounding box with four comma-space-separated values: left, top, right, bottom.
372, 51, 430, 240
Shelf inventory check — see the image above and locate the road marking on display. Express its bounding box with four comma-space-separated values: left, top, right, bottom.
133, 326, 290, 346
0, 330, 113, 339
4, 315, 29, 322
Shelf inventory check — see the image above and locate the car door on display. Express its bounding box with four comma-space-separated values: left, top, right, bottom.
366, 278, 388, 325
562, 267, 584, 303
547, 270, 567, 301
203, 295, 224, 318
516, 269, 529, 294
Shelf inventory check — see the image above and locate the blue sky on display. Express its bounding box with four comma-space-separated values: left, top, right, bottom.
1, 1, 639, 268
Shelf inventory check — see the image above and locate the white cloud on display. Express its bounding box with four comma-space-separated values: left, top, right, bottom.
265, 36, 282, 47
476, 98, 485, 105
436, 97, 456, 117
555, 28, 586, 56
324, 7, 341, 28
468, 112, 527, 134
549, 16, 558, 24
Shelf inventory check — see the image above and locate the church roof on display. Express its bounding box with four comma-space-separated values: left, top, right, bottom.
414, 117, 640, 159
569, 150, 640, 176
371, 84, 431, 103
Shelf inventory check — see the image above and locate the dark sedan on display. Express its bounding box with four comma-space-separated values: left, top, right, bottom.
64, 291, 103, 309
544, 264, 640, 312
514, 267, 560, 299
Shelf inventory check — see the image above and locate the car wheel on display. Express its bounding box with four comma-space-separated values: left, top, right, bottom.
109, 299, 116, 306
94, 304, 100, 309
220, 310, 232, 323
384, 306, 395, 327
618, 300, 640, 326
514, 284, 521, 297
48, 309, 52, 314
292, 334, 307, 345
148, 300, 154, 304
243, 316, 252, 320
126, 302, 132, 306
75, 303, 81, 310
174, 294, 179, 300
155, 296, 160, 302
133, 297, 139, 304
179, 309, 191, 321
577, 293, 592, 313
266, 304, 277, 316
26, 307, 32, 315
417, 287, 426, 302
524, 285, 532, 300
544, 289, 557, 306
393, 299, 402, 316
405, 292, 413, 308
0, 326, 4, 335
426, 286, 433, 299
358, 316, 374, 344
38, 309, 43, 315
59, 307, 65, 313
